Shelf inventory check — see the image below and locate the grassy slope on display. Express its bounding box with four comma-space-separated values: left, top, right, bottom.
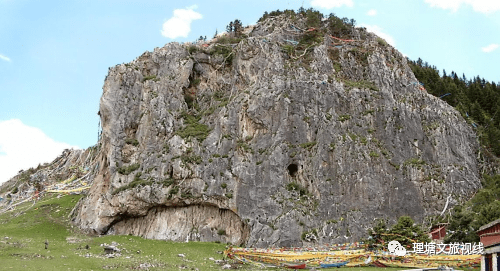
0, 194, 422, 270
0, 194, 231, 270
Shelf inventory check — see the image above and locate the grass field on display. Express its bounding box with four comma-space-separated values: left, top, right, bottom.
0, 194, 477, 270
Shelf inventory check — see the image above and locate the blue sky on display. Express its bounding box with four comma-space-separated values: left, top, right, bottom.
0, 0, 499, 184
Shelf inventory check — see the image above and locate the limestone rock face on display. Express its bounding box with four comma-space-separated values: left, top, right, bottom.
73, 15, 480, 247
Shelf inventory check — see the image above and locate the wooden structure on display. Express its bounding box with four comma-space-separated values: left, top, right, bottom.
478, 218, 500, 271
428, 223, 448, 242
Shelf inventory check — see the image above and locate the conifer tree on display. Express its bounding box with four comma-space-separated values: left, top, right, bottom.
233, 19, 243, 37
226, 21, 233, 34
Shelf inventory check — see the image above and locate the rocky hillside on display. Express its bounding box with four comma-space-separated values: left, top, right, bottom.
1, 11, 481, 248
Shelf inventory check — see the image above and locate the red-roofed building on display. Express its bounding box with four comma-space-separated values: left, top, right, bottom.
428, 223, 448, 242
478, 218, 500, 271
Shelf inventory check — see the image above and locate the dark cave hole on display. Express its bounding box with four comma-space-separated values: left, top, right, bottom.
288, 164, 298, 177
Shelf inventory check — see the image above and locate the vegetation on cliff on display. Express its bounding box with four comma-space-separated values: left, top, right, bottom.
409, 59, 500, 157
410, 59, 500, 242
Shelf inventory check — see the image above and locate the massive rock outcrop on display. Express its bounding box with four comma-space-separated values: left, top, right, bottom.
71, 14, 480, 247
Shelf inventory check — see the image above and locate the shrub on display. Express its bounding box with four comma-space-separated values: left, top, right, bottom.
125, 138, 139, 146
305, 8, 322, 28
404, 158, 426, 168
299, 141, 317, 150
221, 183, 227, 189
180, 154, 202, 165
236, 140, 252, 152
190, 78, 201, 87
286, 182, 308, 197
142, 75, 159, 82
377, 37, 388, 46
117, 163, 140, 175
369, 151, 379, 158
217, 229, 226, 235
187, 45, 198, 54
168, 186, 179, 198
112, 172, 150, 195
329, 143, 335, 151
344, 80, 379, 91
282, 44, 295, 56
301, 229, 318, 241
338, 115, 351, 122
176, 112, 211, 142
209, 45, 234, 65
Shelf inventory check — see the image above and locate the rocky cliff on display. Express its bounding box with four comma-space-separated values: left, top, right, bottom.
3, 13, 481, 248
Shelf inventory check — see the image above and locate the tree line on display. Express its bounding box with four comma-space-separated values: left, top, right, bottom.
409, 59, 500, 157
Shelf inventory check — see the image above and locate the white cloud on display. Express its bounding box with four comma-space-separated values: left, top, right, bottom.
482, 43, 499, 53
360, 24, 396, 47
0, 119, 79, 185
367, 9, 377, 16
161, 5, 202, 39
0, 54, 11, 62
310, 0, 354, 9
424, 0, 500, 14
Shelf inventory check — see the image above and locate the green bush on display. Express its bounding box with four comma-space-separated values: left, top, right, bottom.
286, 182, 308, 197
344, 80, 379, 91
180, 154, 202, 165
176, 112, 211, 142
338, 115, 351, 122
299, 141, 316, 150
282, 44, 295, 56
190, 78, 201, 87
329, 143, 335, 150
112, 172, 149, 195
377, 37, 387, 46
125, 138, 139, 146
117, 163, 140, 175
404, 158, 426, 167
168, 186, 179, 198
301, 229, 318, 241
187, 45, 198, 54
209, 45, 234, 65
142, 75, 159, 82
236, 140, 252, 152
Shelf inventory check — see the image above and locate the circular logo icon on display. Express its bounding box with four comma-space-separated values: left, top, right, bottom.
388, 240, 406, 256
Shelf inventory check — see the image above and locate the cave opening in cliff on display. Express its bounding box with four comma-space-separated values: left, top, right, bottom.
288, 164, 298, 177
